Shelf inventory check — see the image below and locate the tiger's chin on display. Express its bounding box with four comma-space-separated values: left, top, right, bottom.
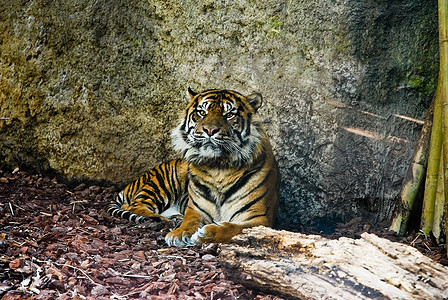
199, 144, 222, 158
184, 148, 244, 168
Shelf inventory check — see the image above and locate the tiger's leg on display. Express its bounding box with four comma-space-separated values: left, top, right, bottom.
108, 191, 170, 223
122, 196, 171, 222
191, 216, 270, 244
107, 159, 189, 224
165, 206, 202, 246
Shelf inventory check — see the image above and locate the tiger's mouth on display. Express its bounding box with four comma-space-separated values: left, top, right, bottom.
200, 138, 242, 156
194, 134, 219, 146
202, 141, 217, 149
200, 139, 222, 150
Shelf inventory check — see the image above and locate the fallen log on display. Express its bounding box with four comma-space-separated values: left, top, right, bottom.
218, 227, 448, 300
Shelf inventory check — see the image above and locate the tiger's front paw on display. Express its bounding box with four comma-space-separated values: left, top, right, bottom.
192, 222, 245, 243
165, 228, 197, 247
191, 223, 236, 244
190, 224, 213, 244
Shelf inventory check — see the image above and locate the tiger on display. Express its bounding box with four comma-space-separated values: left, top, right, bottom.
107, 88, 280, 246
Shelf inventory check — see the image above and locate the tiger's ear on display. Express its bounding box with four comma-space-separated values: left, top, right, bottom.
187, 87, 198, 100
246, 92, 263, 113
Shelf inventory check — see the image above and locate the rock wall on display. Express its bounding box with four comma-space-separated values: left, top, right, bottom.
0, 0, 438, 228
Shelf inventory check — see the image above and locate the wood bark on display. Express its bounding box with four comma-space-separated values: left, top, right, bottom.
219, 226, 448, 300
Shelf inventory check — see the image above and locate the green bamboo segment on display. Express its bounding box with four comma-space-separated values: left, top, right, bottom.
438, 0, 448, 256
445, 180, 448, 256
431, 150, 445, 242
420, 82, 443, 235
389, 100, 434, 235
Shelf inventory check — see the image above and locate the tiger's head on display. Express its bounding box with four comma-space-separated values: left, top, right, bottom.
171, 88, 265, 168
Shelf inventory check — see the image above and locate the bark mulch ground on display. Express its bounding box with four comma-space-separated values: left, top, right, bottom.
1, 166, 447, 299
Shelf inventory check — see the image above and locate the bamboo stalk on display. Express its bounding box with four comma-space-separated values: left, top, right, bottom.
389, 99, 434, 235
420, 81, 443, 235
439, 0, 448, 257
431, 149, 445, 242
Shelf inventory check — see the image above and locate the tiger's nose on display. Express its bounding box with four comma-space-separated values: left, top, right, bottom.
203, 126, 220, 136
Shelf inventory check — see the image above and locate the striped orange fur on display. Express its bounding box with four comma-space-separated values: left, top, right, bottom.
107, 88, 280, 246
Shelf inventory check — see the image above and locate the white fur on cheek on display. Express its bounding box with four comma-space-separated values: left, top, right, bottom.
171, 125, 191, 153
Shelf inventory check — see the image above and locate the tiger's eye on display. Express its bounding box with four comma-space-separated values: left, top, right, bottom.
226, 113, 235, 119
197, 110, 207, 117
